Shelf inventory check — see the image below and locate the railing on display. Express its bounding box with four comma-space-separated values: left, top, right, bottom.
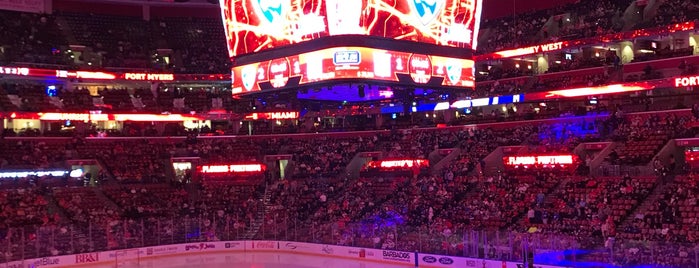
4, 213, 698, 267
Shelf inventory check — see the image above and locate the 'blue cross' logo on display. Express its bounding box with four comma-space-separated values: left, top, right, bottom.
241, 65, 257, 91
254, 0, 288, 24
446, 60, 462, 85
409, 0, 445, 25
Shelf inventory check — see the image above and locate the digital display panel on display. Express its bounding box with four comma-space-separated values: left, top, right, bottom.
504, 155, 575, 166
200, 164, 265, 173
219, 0, 483, 57
230, 46, 475, 94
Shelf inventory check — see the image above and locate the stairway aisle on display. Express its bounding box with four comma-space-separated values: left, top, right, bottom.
619, 175, 671, 227
243, 185, 272, 240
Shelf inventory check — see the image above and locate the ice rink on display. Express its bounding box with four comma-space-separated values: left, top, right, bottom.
80, 252, 414, 268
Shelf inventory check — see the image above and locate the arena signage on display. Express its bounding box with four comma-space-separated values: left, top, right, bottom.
504, 155, 575, 166
184, 243, 215, 251
371, 159, 429, 169
0, 66, 30, 76
492, 42, 566, 58
31, 257, 60, 266
55, 70, 116, 80
380, 159, 428, 168
0, 170, 68, 178
75, 253, 99, 264
124, 73, 175, 81
382, 250, 412, 262
35, 113, 203, 122
200, 164, 265, 173
252, 241, 277, 249
245, 112, 300, 120
674, 75, 699, 87
39, 112, 109, 122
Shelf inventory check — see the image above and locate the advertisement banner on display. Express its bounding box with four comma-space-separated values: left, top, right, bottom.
144, 245, 181, 256
184, 242, 217, 252
379, 249, 413, 263
219, 0, 483, 57
231, 46, 474, 94
417, 253, 486, 267
279, 241, 318, 252
247, 240, 279, 250
222, 241, 245, 250
74, 253, 99, 264
0, 0, 44, 13
0, 240, 566, 268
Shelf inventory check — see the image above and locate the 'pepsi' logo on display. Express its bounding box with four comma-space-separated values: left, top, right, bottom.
423, 256, 437, 263
409, 0, 445, 25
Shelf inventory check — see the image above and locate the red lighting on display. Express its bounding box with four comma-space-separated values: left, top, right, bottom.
33, 113, 202, 122
492, 42, 566, 59
0, 66, 30, 76
245, 111, 300, 120
504, 155, 576, 166
674, 75, 699, 87
40, 113, 109, 122
112, 114, 202, 122
55, 70, 116, 80
368, 159, 429, 169
478, 21, 695, 61
200, 164, 265, 173
124, 73, 175, 81
545, 84, 652, 98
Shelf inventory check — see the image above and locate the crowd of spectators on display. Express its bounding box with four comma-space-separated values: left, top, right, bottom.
607, 113, 694, 165
642, 0, 699, 28
477, 0, 628, 54
0, 107, 698, 267
0, 11, 70, 65
287, 136, 373, 179
0, 10, 229, 74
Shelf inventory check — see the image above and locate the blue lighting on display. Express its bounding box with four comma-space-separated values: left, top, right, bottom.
46, 85, 57, 97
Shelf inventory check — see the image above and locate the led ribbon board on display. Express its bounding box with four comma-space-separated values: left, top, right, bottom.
200, 164, 265, 173
504, 155, 576, 167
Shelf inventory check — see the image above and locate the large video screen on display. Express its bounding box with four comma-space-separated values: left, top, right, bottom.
219, 0, 483, 57
230, 46, 474, 94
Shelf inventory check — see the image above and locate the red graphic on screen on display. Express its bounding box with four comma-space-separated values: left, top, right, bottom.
219, 0, 483, 57
408, 54, 432, 84
268, 58, 291, 88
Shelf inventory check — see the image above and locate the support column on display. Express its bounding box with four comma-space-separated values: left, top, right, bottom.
44, 0, 53, 14
375, 114, 383, 129
142, 5, 151, 21
536, 55, 549, 74
620, 41, 635, 64
689, 34, 699, 55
